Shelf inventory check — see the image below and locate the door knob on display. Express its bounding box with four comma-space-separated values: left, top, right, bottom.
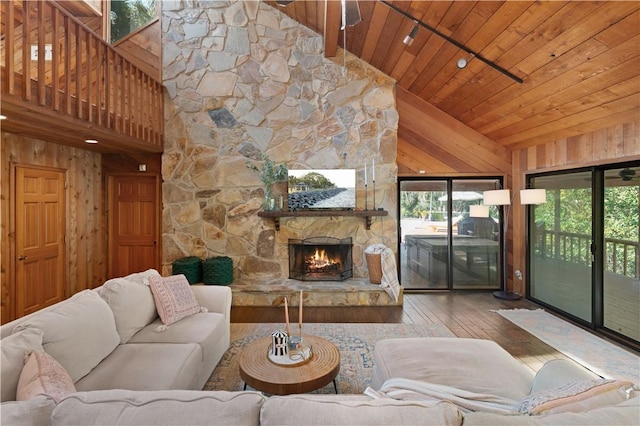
18, 255, 27, 261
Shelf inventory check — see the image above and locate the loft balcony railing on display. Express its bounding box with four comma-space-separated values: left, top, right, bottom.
0, 0, 163, 147
537, 229, 639, 279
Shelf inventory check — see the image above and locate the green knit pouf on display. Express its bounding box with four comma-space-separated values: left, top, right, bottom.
172, 256, 203, 284
202, 256, 233, 285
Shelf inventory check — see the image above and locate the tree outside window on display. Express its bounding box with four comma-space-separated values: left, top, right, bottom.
110, 0, 157, 44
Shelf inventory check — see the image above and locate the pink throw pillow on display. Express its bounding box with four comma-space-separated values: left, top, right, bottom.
149, 275, 203, 326
17, 351, 76, 403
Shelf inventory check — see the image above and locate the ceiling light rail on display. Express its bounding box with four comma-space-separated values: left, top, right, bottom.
379, 0, 523, 84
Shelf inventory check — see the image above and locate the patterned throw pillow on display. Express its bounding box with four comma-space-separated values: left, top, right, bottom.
515, 379, 636, 415
17, 351, 76, 403
148, 275, 203, 326
1, 328, 44, 401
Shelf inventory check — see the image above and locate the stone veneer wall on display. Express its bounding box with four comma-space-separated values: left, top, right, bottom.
161, 1, 398, 280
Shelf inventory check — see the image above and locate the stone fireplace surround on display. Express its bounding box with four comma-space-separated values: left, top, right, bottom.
161, 2, 399, 305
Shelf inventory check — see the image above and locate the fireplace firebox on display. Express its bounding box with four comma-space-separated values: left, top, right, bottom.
289, 237, 353, 281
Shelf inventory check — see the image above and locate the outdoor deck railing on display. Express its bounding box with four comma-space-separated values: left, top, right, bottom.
538, 229, 639, 279
1, 0, 163, 146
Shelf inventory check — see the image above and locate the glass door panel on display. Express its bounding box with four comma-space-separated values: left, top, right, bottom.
400, 180, 449, 289
451, 180, 501, 290
530, 172, 593, 322
603, 167, 640, 342
399, 178, 502, 290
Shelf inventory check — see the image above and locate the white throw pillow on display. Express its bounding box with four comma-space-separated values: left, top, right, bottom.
149, 275, 204, 326
12, 290, 120, 383
100, 277, 158, 343
1, 328, 44, 401
17, 351, 76, 403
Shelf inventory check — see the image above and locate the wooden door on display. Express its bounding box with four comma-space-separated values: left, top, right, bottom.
15, 166, 66, 318
108, 175, 159, 278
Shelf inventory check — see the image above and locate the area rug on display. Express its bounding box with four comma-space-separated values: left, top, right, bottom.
204, 322, 455, 394
495, 308, 640, 383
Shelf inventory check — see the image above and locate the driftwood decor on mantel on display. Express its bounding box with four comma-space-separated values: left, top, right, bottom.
258, 210, 389, 231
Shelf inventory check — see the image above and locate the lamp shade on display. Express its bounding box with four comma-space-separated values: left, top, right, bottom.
469, 205, 490, 218
483, 189, 510, 206
520, 189, 546, 205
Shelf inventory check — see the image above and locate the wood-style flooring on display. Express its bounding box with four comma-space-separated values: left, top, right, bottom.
231, 292, 630, 374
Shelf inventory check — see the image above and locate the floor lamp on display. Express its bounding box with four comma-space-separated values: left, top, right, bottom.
483, 188, 547, 300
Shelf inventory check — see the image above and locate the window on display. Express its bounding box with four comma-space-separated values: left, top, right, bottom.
110, 0, 157, 44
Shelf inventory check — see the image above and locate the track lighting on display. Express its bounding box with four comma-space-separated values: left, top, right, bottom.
403, 23, 419, 46
380, 0, 523, 84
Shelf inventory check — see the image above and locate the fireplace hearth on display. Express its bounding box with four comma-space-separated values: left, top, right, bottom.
289, 237, 353, 281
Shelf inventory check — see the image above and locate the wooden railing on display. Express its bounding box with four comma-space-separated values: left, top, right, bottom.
538, 230, 639, 279
1, 0, 163, 146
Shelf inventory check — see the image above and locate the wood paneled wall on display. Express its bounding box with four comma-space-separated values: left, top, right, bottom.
396, 87, 511, 176
0, 133, 106, 324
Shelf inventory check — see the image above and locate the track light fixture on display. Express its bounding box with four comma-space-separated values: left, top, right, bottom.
403, 23, 419, 46
380, 0, 523, 84
457, 54, 474, 69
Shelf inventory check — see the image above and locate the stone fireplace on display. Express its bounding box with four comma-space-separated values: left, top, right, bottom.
289, 237, 353, 281
161, 2, 398, 283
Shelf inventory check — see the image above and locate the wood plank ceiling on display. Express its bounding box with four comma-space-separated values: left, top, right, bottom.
266, 0, 640, 151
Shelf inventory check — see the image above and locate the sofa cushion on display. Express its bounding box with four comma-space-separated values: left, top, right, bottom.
12, 290, 120, 383
74, 343, 202, 392
1, 395, 56, 426
515, 379, 636, 415
51, 390, 266, 426
121, 269, 162, 285
530, 359, 601, 394
261, 394, 463, 426
17, 351, 76, 403
128, 312, 226, 363
149, 275, 203, 326
1, 328, 44, 402
372, 338, 534, 401
99, 276, 158, 344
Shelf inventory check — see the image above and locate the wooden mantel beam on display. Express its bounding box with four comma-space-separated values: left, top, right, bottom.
324, 0, 341, 58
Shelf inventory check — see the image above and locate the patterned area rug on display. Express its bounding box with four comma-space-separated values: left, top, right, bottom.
204, 322, 455, 394
495, 309, 640, 383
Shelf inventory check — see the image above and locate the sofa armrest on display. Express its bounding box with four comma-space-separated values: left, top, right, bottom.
191, 285, 232, 319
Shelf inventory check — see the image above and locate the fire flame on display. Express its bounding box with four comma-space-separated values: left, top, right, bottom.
306, 248, 339, 270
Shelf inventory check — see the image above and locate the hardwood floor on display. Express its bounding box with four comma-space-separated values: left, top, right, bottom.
231, 291, 618, 374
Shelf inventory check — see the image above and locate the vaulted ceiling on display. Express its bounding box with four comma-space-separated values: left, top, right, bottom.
266, 0, 640, 151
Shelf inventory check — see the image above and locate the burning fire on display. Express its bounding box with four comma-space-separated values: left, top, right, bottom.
306, 248, 340, 271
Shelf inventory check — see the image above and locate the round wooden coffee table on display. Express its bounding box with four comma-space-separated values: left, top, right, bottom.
239, 334, 340, 395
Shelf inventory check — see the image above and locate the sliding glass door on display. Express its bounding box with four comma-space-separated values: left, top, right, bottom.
399, 178, 501, 290
603, 167, 640, 343
528, 163, 639, 347
529, 171, 593, 322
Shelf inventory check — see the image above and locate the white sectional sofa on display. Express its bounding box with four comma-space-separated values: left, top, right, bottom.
1, 270, 231, 409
